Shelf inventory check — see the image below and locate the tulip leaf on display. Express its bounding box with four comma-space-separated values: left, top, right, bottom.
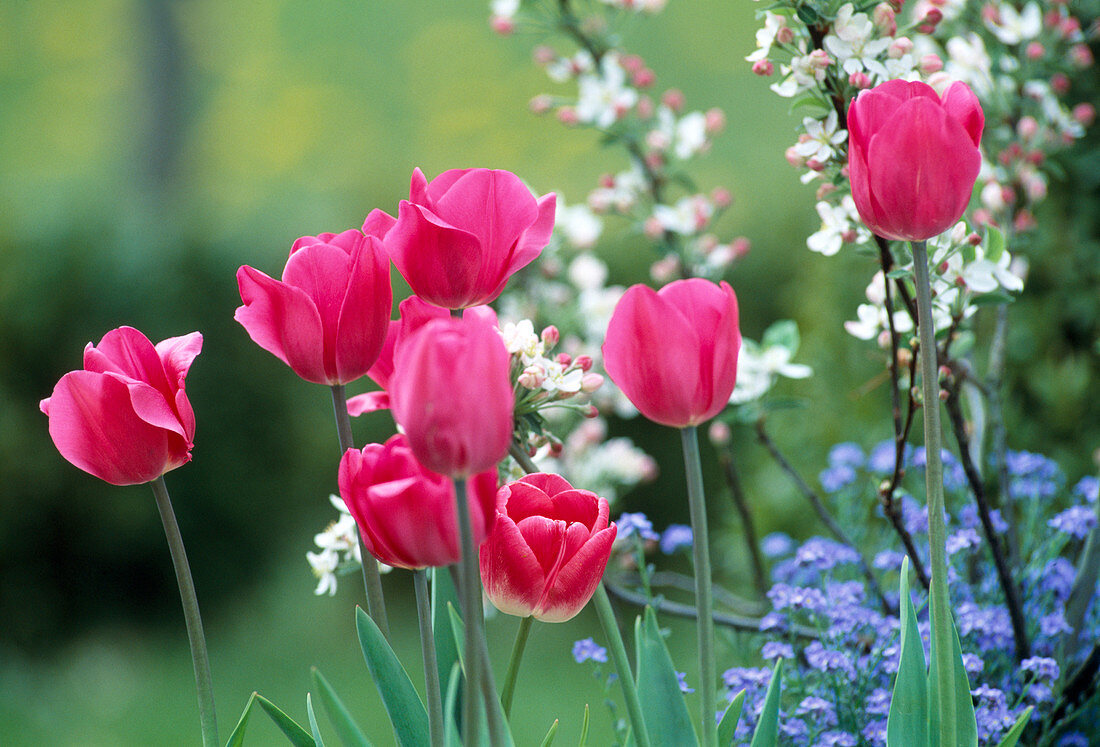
223, 691, 317, 747
446, 603, 466, 672
634, 607, 697, 745
948, 615, 979, 747
970, 292, 1016, 307
306, 694, 326, 747
887, 557, 929, 745
995, 706, 1033, 747
717, 689, 746, 746
311, 667, 371, 747
433, 568, 462, 693
444, 664, 462, 747
749, 659, 783, 747
539, 718, 559, 747
355, 606, 430, 747
578, 704, 590, 747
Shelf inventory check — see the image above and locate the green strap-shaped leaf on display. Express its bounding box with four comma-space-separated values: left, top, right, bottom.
355, 606, 430, 747
634, 607, 697, 746
538, 718, 559, 747
306, 694, 326, 747
311, 667, 372, 747
443, 664, 462, 747
578, 704, 590, 747
995, 706, 1033, 747
224, 691, 315, 747
447, 603, 466, 673
749, 659, 782, 747
888, 557, 929, 746
926, 592, 979, 747
717, 689, 745, 746
433, 568, 462, 697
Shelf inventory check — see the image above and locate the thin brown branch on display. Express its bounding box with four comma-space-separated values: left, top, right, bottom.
717, 445, 770, 599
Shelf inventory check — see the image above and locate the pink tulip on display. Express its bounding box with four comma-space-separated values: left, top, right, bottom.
340, 435, 498, 569
41, 327, 202, 486
602, 278, 741, 428
347, 297, 498, 416
235, 229, 392, 385
364, 168, 556, 309
847, 79, 984, 241
389, 316, 514, 477
480, 473, 616, 622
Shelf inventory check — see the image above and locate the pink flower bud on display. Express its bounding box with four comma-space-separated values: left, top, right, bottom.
583, 404, 599, 418
632, 68, 656, 88
649, 255, 679, 282
1014, 210, 1037, 232
926, 72, 951, 91
1051, 73, 1071, 94
785, 146, 807, 168
619, 54, 645, 73
873, 4, 897, 35
808, 49, 831, 69
712, 187, 733, 208
776, 26, 795, 45
1073, 103, 1096, 126
1026, 42, 1045, 60
662, 88, 685, 111
636, 95, 655, 119
849, 71, 872, 89
575, 355, 594, 372
41, 327, 202, 485
519, 365, 547, 390
708, 421, 731, 446
556, 352, 572, 367
967, 232, 982, 245
643, 216, 665, 239
888, 37, 913, 58
919, 54, 944, 74
816, 183, 838, 200
1061, 16, 1081, 38
1017, 116, 1039, 139
730, 237, 751, 259
1071, 44, 1094, 68
541, 325, 560, 349
1001, 185, 1017, 204
490, 16, 515, 35
646, 129, 671, 151
980, 4, 1000, 24
972, 209, 995, 227
558, 107, 579, 125
529, 95, 553, 114
603, 279, 741, 428
645, 151, 664, 171
806, 158, 825, 172
705, 108, 726, 134
752, 59, 774, 76
533, 46, 555, 65
581, 373, 604, 393
877, 330, 893, 350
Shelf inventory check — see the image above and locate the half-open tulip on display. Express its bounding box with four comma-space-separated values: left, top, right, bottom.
480, 473, 616, 622
602, 278, 741, 428
847, 79, 984, 241
339, 434, 498, 569
235, 229, 392, 385
389, 316, 514, 477
364, 167, 556, 309
41, 327, 202, 486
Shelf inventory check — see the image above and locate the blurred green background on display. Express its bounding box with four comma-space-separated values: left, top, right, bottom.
1, 1, 1097, 744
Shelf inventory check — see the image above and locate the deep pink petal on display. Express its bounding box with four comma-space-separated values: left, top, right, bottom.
335, 236, 392, 384
83, 327, 171, 400
154, 332, 203, 391
533, 524, 617, 623
507, 191, 556, 275
409, 167, 433, 206
480, 515, 544, 618
940, 81, 984, 147
362, 209, 397, 241
602, 284, 703, 427
703, 282, 741, 422
518, 472, 574, 499
516, 515, 568, 575
346, 391, 390, 416
386, 201, 486, 309
235, 265, 328, 384
502, 481, 557, 524
45, 370, 184, 485
282, 242, 357, 380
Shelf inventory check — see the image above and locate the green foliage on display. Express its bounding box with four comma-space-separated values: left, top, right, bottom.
888, 557, 929, 745
225, 692, 316, 747
354, 606, 429, 747
717, 689, 746, 746
633, 607, 697, 746
749, 659, 782, 747
310, 668, 371, 747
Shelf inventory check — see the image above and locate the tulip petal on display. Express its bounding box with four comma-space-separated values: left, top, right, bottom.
548, 489, 602, 528
155, 332, 204, 388
366, 478, 460, 568
334, 236, 391, 383
480, 515, 545, 617
867, 98, 980, 241
362, 209, 397, 241
282, 242, 358, 379
235, 265, 328, 384
518, 472, 574, 498
603, 284, 704, 427
534, 525, 617, 623
409, 167, 434, 206
386, 201, 486, 308
433, 170, 538, 267
940, 82, 984, 147
509, 191, 557, 275
45, 370, 179, 485
346, 391, 390, 416
83, 326, 172, 399
517, 515, 569, 575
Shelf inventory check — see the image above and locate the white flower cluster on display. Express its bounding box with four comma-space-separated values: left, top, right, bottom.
306, 495, 391, 596
499, 319, 601, 398
730, 320, 813, 404
597, 0, 667, 12
807, 195, 870, 257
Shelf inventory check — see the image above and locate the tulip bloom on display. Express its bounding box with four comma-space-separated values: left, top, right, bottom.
602, 278, 741, 428
235, 229, 392, 385
389, 317, 514, 477
41, 327, 202, 486
847, 79, 984, 241
364, 167, 556, 309
340, 435, 498, 569
480, 473, 616, 622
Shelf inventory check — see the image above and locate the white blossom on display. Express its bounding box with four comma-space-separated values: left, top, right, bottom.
985, 2, 1041, 45
823, 4, 890, 78
568, 252, 609, 291
807, 196, 867, 256
653, 195, 713, 235
575, 53, 638, 128
793, 110, 847, 164
747, 12, 787, 63
556, 200, 603, 249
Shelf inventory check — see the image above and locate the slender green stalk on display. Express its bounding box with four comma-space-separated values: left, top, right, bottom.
415, 570, 445, 747
330, 384, 390, 641
454, 477, 484, 747
1065, 490, 1100, 653
681, 426, 717, 747
911, 239, 956, 744
592, 584, 651, 747
501, 616, 534, 718
151, 476, 218, 747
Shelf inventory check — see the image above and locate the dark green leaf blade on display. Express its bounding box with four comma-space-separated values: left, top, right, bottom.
749, 659, 782, 747
311, 667, 372, 747
634, 607, 697, 745
355, 606, 430, 747
888, 557, 929, 745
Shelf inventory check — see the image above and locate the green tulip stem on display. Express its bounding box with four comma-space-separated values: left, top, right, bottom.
681, 425, 717, 747
454, 477, 485, 747
330, 384, 390, 641
414, 570, 445, 747
151, 476, 219, 747
911, 239, 956, 744
501, 615, 534, 718
593, 583, 652, 747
